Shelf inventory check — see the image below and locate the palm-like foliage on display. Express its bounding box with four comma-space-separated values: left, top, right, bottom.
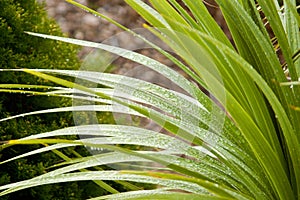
0, 0, 300, 199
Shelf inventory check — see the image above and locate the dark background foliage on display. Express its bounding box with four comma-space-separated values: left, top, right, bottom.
0, 0, 107, 199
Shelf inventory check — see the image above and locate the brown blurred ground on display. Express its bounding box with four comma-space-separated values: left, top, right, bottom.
43, 0, 229, 59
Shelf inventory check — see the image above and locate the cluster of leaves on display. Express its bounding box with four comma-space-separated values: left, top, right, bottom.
0, 0, 300, 199
0, 0, 111, 199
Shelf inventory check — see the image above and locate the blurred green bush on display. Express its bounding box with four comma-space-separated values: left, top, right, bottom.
0, 0, 107, 199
